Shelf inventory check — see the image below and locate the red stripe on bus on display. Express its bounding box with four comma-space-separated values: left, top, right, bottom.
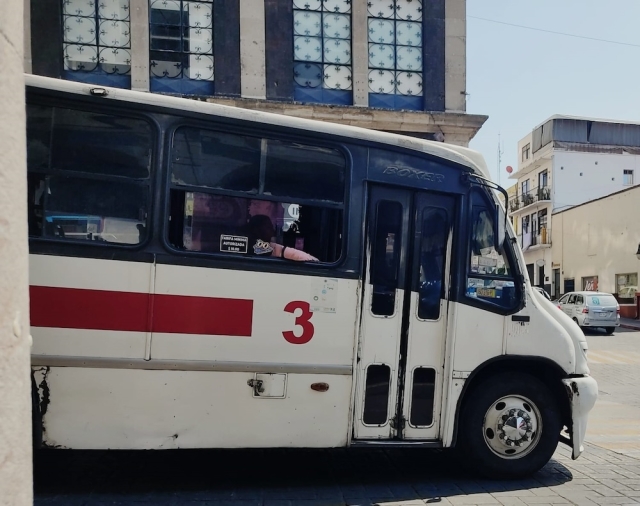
152, 294, 253, 336
29, 286, 253, 336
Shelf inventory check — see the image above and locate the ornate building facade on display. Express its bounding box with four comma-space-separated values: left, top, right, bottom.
25, 0, 486, 145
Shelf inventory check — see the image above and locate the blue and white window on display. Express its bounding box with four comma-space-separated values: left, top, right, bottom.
293, 0, 353, 106
368, 0, 423, 110
149, 0, 214, 95
62, 0, 132, 88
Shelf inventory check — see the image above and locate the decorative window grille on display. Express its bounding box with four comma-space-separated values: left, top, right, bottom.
368, 0, 423, 110
149, 0, 214, 95
62, 0, 132, 88
293, 0, 353, 105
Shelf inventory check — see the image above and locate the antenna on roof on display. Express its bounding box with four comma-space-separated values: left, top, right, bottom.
497, 133, 504, 185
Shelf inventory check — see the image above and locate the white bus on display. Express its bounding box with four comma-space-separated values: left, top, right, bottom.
26, 74, 597, 478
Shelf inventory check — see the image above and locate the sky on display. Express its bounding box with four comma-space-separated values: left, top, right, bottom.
466, 0, 640, 189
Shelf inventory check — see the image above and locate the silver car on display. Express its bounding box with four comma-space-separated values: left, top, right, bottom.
557, 291, 620, 334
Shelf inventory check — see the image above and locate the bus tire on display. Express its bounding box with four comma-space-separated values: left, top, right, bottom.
459, 372, 560, 479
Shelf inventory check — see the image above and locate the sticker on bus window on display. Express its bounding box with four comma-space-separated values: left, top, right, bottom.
220, 235, 248, 254
310, 278, 338, 313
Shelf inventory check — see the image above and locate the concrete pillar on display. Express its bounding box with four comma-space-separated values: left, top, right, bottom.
0, 0, 33, 504
351, 0, 368, 106
130, 0, 150, 92
239, 0, 266, 99
445, 0, 466, 112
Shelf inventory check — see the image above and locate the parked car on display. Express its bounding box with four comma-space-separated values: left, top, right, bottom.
556, 291, 620, 334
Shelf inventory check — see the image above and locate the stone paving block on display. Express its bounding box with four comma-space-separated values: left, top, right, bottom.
314, 487, 344, 500
388, 484, 421, 499
494, 498, 528, 506
520, 497, 570, 504
447, 493, 501, 505
592, 480, 635, 492
289, 500, 347, 506
527, 488, 563, 497
489, 490, 536, 498
370, 501, 425, 506
340, 485, 369, 499
588, 485, 628, 497
552, 495, 600, 505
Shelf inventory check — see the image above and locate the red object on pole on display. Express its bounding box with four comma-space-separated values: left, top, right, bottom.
506, 166, 513, 174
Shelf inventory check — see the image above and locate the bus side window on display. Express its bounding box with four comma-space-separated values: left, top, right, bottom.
26, 102, 153, 245
418, 207, 449, 320
370, 201, 402, 316
466, 193, 517, 310
168, 128, 346, 264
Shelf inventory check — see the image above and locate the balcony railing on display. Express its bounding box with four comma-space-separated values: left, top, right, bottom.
509, 185, 551, 213
517, 227, 551, 249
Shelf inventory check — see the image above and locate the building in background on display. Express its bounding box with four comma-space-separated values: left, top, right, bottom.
24, 0, 487, 146
508, 115, 640, 297
552, 185, 640, 318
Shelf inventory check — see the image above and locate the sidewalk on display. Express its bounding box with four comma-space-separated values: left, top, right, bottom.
620, 316, 640, 330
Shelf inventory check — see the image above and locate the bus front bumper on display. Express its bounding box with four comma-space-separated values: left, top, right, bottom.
562, 376, 598, 460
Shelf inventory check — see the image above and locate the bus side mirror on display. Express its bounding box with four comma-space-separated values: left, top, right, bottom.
495, 203, 506, 254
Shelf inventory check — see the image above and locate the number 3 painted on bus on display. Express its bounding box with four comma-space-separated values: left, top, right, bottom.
283, 301, 314, 344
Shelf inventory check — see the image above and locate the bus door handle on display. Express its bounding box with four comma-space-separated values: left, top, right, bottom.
247, 379, 265, 395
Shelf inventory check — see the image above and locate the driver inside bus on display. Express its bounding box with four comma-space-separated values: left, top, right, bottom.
247, 200, 318, 262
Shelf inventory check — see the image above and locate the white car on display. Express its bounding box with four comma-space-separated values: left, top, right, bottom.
557, 291, 620, 335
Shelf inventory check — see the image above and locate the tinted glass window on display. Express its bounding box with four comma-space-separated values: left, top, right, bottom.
265, 140, 345, 203
362, 364, 391, 426
410, 367, 436, 426
370, 201, 403, 316
28, 106, 152, 178
466, 192, 517, 310
168, 192, 342, 263
29, 174, 147, 244
26, 101, 152, 245
171, 127, 262, 192
418, 207, 449, 320
589, 295, 617, 306
26, 104, 52, 171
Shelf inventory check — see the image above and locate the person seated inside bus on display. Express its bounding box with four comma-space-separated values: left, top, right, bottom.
247, 213, 318, 262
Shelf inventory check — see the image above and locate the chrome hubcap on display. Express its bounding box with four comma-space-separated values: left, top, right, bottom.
482, 395, 541, 458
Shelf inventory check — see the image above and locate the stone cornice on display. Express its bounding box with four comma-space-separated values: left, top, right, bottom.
203, 97, 488, 144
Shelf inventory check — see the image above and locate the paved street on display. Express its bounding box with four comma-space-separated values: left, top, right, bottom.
34, 329, 640, 506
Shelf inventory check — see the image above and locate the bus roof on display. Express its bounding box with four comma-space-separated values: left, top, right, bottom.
24, 73, 490, 180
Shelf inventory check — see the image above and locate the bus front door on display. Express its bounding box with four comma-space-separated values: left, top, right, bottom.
354, 186, 455, 441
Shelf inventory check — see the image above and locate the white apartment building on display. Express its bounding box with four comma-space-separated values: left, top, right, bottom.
509, 115, 640, 298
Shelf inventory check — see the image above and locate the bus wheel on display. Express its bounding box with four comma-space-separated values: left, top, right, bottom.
460, 373, 560, 479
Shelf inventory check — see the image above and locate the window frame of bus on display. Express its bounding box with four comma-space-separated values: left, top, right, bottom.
162, 122, 350, 267
25, 94, 157, 249
463, 187, 523, 314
